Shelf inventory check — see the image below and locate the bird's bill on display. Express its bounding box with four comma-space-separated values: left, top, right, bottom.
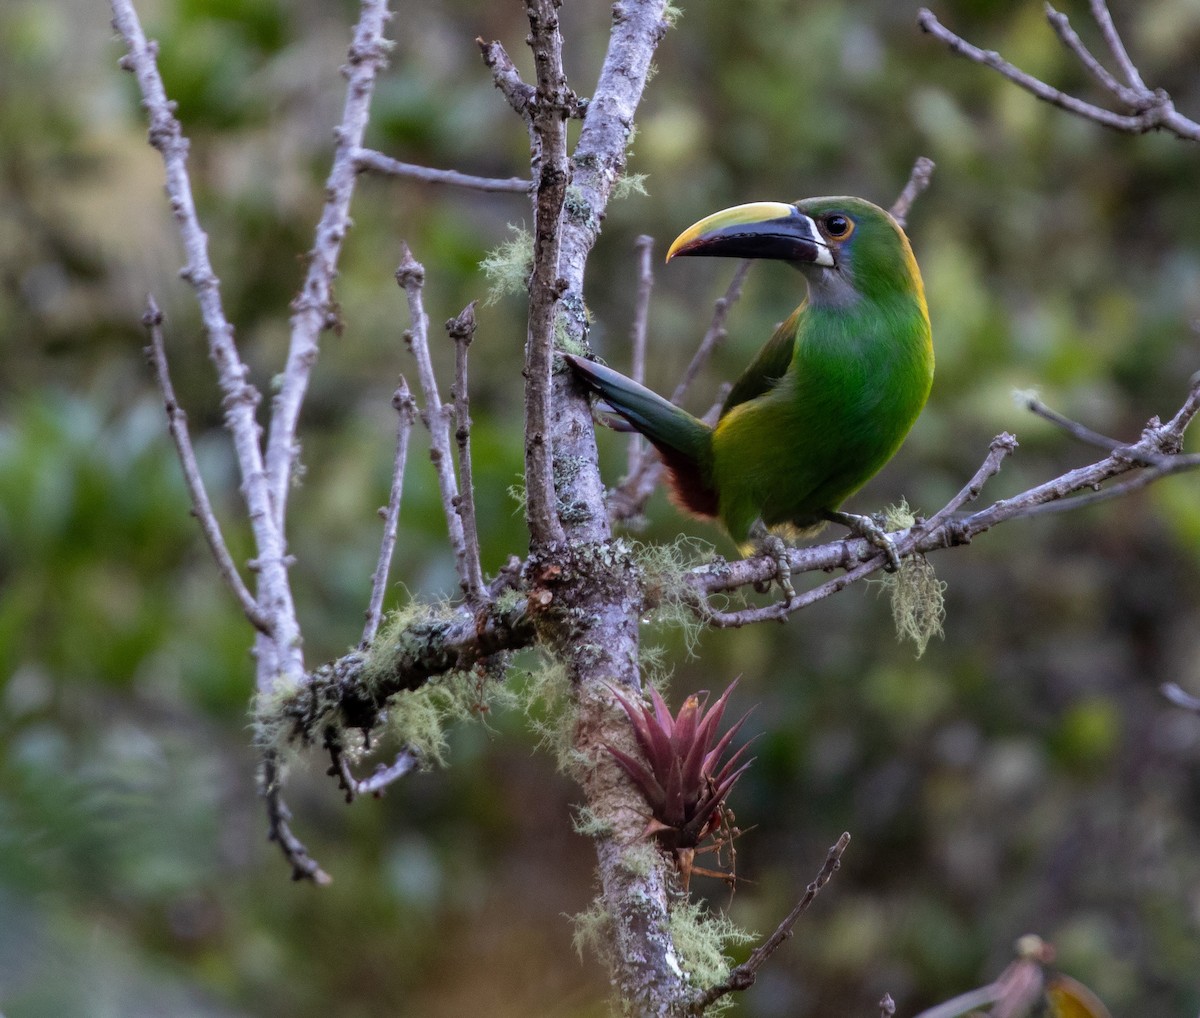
666, 201, 834, 266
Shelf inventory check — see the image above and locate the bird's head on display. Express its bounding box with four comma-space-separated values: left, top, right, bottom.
667, 195, 923, 308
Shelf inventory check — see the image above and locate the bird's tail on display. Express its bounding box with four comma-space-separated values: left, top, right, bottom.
562, 353, 718, 519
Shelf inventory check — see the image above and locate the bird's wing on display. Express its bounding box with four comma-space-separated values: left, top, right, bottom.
719, 306, 802, 418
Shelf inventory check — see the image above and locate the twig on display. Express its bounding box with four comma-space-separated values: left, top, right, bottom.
889, 156, 936, 230
396, 245, 476, 597
917, 7, 1199, 141
1044, 5, 1130, 102
330, 737, 421, 801
477, 38, 538, 126
1088, 0, 1146, 91
361, 378, 417, 648
1019, 392, 1124, 451
1161, 682, 1200, 713
110, 0, 303, 688
668, 261, 753, 407
627, 235, 655, 477
141, 297, 267, 633
264, 0, 396, 532
878, 993, 897, 1018
263, 752, 331, 884
447, 302, 487, 605
354, 148, 531, 193
688, 832, 851, 1013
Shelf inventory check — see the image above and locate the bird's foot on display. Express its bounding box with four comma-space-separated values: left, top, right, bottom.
824, 510, 901, 572
749, 523, 797, 602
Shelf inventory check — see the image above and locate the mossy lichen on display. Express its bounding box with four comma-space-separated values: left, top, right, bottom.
632, 536, 718, 657
480, 225, 533, 306
668, 898, 755, 1004
875, 500, 946, 658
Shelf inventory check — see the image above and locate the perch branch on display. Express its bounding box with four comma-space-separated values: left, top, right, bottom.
141, 297, 267, 633
396, 246, 476, 598
354, 148, 531, 193
917, 6, 1199, 141
264, 0, 396, 531
688, 832, 851, 1013
361, 378, 417, 648
447, 301, 487, 605
110, 0, 303, 686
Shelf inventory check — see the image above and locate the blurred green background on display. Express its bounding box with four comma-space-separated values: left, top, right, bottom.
2, 0, 1200, 1015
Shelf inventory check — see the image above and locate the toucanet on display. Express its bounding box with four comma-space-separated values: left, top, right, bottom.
563, 196, 933, 560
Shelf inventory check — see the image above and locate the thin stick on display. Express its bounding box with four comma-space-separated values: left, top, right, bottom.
627, 235, 655, 477
1044, 5, 1130, 102
1161, 682, 1200, 713
889, 156, 936, 230
354, 148, 532, 193
668, 261, 753, 406
1019, 392, 1125, 451
396, 245, 475, 596
263, 752, 331, 884
362, 378, 417, 648
264, 0, 395, 531
333, 744, 421, 800
1089, 0, 1145, 91
917, 8, 1199, 141
688, 832, 851, 1013
110, 0, 303, 687
142, 297, 267, 633
447, 302, 487, 605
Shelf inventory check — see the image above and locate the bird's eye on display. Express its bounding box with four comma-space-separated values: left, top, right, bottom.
824, 214, 852, 239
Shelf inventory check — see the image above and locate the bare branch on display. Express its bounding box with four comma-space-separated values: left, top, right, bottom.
396, 245, 477, 598
889, 156, 936, 230
329, 736, 421, 801
447, 302, 487, 605
477, 38, 538, 126
362, 378, 417, 649
878, 993, 897, 1018
917, 7, 1200, 141
1162, 682, 1200, 714
627, 235, 656, 477
142, 298, 267, 633
688, 832, 851, 1013
263, 753, 331, 884
1088, 0, 1146, 91
669, 262, 753, 407
354, 147, 531, 193
264, 0, 396, 531
1043, 5, 1131, 102
110, 0, 303, 687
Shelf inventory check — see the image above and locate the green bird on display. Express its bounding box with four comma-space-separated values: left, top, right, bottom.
563, 196, 933, 563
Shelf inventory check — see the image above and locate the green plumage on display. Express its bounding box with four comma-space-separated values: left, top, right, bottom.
566, 196, 933, 552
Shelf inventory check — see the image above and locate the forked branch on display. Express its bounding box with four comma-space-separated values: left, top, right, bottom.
918, 3, 1199, 141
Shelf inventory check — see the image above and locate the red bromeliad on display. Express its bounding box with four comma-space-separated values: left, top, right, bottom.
606, 680, 754, 888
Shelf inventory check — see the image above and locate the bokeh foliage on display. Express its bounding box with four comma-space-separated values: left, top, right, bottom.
2, 0, 1199, 1015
